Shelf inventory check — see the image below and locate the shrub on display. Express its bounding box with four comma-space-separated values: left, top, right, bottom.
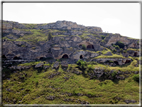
115, 41, 125, 49
132, 74, 139, 83
76, 60, 87, 74
123, 50, 127, 53
112, 49, 116, 53
101, 35, 105, 39
120, 48, 123, 53
35, 81, 38, 87
115, 45, 120, 49
87, 64, 93, 70
82, 44, 86, 50
111, 71, 117, 77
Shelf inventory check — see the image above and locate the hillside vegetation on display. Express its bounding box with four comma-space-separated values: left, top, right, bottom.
2, 20, 141, 104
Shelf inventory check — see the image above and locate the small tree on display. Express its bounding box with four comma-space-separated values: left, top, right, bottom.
133, 74, 139, 83
77, 60, 87, 74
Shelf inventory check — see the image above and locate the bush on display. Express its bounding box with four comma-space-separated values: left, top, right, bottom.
77, 60, 87, 74
115, 45, 120, 49
82, 44, 86, 50
132, 74, 139, 82
112, 49, 116, 53
111, 71, 117, 77
115, 41, 125, 49
101, 35, 105, 39
120, 48, 123, 53
87, 64, 93, 70
123, 50, 127, 53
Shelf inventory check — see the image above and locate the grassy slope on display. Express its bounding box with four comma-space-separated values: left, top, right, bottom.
3, 62, 139, 104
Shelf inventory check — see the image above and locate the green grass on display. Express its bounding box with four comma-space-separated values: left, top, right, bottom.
95, 54, 124, 59
15, 29, 48, 44
2, 62, 139, 104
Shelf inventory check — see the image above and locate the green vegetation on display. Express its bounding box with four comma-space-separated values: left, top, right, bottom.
115, 41, 125, 49
15, 29, 48, 44
101, 35, 105, 39
82, 44, 86, 50
2, 61, 139, 104
132, 74, 139, 83
95, 54, 124, 59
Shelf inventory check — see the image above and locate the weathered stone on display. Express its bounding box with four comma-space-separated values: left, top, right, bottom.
43, 64, 50, 69
61, 61, 68, 68
52, 61, 59, 70
124, 99, 137, 104
35, 62, 44, 68
45, 96, 55, 100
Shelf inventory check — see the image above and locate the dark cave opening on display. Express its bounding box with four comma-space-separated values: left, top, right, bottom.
134, 52, 138, 57
80, 55, 83, 59
2, 55, 7, 59
39, 57, 46, 60
62, 54, 69, 59
114, 61, 119, 65
13, 56, 22, 60
125, 60, 131, 64
87, 45, 94, 49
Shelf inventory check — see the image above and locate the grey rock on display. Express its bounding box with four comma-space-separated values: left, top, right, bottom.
35, 62, 44, 68
53, 61, 59, 70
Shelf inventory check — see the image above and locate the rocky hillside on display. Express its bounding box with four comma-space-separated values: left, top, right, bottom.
1, 20, 141, 104
1, 20, 141, 65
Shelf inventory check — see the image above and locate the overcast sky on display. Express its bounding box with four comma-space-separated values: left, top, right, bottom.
3, 3, 140, 39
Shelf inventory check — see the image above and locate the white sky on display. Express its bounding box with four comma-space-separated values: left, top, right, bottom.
3, 3, 140, 39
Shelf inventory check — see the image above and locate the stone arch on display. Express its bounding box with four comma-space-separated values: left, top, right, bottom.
13, 56, 22, 60
87, 44, 94, 49
62, 54, 69, 59
80, 55, 83, 59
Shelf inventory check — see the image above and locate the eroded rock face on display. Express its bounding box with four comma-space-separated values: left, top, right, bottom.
94, 58, 132, 66
1, 20, 140, 64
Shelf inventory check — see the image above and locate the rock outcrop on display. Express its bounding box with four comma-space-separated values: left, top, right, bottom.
1, 20, 140, 66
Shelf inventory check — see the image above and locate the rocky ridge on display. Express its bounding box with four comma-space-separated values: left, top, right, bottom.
1, 20, 141, 67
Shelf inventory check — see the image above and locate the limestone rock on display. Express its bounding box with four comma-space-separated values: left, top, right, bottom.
61, 61, 68, 68
53, 61, 59, 69
35, 62, 44, 68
